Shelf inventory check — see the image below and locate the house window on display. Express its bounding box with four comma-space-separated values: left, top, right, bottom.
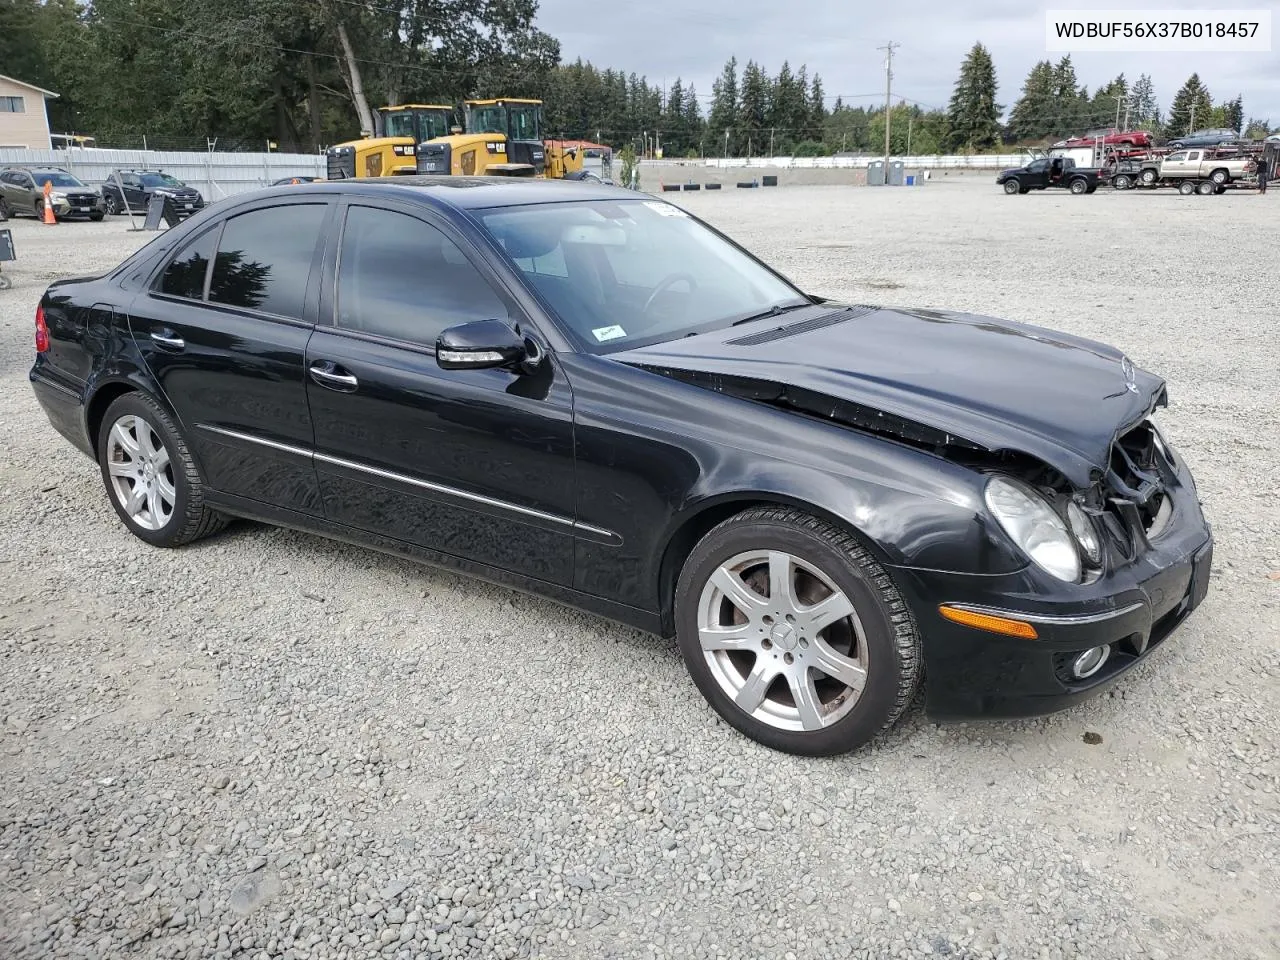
0, 97, 26, 113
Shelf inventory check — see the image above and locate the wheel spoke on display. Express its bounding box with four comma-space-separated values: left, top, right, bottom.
125, 482, 146, 517
108, 460, 135, 478
110, 421, 140, 458
811, 638, 867, 693
699, 623, 757, 652
788, 669, 826, 730
147, 484, 167, 524
734, 659, 776, 715
767, 551, 796, 609
151, 446, 170, 473
156, 473, 176, 503
710, 566, 767, 615
135, 423, 154, 458
800, 591, 855, 636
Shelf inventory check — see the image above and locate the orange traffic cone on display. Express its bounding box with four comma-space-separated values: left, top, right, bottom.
41, 182, 56, 225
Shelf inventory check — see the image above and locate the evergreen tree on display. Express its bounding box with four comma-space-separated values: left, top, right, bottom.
1222, 95, 1244, 133
809, 74, 826, 127
1007, 60, 1055, 141
1090, 73, 1128, 128
1048, 56, 1089, 136
1129, 74, 1159, 127
945, 42, 1002, 150
1166, 73, 1212, 137
738, 59, 769, 155
708, 56, 738, 154
1243, 116, 1271, 139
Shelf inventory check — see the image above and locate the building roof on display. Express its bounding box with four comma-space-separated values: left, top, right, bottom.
0, 74, 59, 98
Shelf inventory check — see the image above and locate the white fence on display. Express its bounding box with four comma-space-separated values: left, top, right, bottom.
0, 148, 325, 199
642, 154, 1028, 171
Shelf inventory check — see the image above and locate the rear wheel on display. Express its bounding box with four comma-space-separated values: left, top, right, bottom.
1069, 178, 1088, 194
103, 194, 118, 215
675, 507, 920, 756
1112, 174, 1132, 190
1197, 181, 1215, 196
1210, 168, 1229, 185
97, 392, 228, 547
1179, 180, 1197, 195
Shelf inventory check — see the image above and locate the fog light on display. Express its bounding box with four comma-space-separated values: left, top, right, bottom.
1071, 644, 1111, 679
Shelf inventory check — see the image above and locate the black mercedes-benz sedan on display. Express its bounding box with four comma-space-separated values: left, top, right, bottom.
29, 177, 1213, 756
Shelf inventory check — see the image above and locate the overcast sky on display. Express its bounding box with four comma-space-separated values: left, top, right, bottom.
536, 0, 1279, 128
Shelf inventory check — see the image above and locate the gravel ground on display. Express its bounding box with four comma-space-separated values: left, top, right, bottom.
1, 182, 1277, 960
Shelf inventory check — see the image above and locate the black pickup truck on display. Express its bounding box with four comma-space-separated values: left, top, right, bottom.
996, 157, 1107, 195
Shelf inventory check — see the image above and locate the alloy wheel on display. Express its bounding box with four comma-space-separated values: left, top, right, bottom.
105, 414, 176, 531
696, 549, 869, 732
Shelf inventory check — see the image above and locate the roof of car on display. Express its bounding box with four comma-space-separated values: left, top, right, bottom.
267, 175, 635, 211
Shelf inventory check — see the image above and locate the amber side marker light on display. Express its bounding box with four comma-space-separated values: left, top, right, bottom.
938, 605, 1039, 640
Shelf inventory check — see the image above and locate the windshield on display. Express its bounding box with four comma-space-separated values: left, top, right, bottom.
478, 199, 808, 353
140, 173, 183, 187
383, 110, 450, 141
34, 172, 85, 188
468, 105, 508, 136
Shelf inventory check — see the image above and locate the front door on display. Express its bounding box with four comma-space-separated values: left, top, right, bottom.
305, 200, 577, 585
124, 198, 335, 515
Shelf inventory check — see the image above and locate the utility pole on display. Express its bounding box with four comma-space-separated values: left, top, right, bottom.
769, 127, 775, 158
1112, 94, 1124, 129
1122, 98, 1131, 130
1190, 101, 1196, 132
724, 129, 729, 159
877, 41, 899, 179
907, 111, 913, 156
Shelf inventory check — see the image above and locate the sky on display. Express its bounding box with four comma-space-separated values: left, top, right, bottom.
535, 0, 1280, 129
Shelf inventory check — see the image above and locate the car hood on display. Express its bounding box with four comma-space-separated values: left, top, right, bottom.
612, 305, 1166, 488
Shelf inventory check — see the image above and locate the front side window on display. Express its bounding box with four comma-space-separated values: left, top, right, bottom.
509, 106, 541, 141
157, 228, 216, 300
208, 204, 327, 318
479, 199, 806, 354
1027, 159, 1048, 172
1165, 152, 1187, 162
336, 205, 506, 347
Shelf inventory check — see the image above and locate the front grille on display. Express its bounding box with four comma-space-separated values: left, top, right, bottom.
1101, 419, 1177, 555
327, 148, 355, 180
67, 193, 97, 204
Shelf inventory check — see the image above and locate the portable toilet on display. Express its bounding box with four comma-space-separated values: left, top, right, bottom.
887, 160, 905, 185
866, 160, 885, 186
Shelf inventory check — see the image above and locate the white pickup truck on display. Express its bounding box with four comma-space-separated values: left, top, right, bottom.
1139, 149, 1255, 188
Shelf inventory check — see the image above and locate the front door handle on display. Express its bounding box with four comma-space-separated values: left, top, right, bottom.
150, 329, 185, 351
309, 360, 358, 392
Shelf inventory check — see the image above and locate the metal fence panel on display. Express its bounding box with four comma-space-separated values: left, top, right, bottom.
0, 148, 326, 199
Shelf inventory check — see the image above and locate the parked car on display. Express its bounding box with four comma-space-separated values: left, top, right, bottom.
270, 175, 321, 186
99, 169, 205, 217
1166, 128, 1241, 149
28, 178, 1213, 756
996, 156, 1106, 194
1053, 128, 1153, 150
0, 166, 106, 220
1145, 149, 1256, 187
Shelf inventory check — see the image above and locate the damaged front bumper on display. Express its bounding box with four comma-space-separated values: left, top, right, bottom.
890, 429, 1213, 721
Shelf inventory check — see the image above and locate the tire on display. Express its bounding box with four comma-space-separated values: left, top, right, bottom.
1197, 181, 1215, 196
0, 197, 10, 220
1209, 169, 1229, 186
103, 194, 118, 216
89, 212, 104, 221
34, 198, 47, 220
1085, 184, 1097, 193
1179, 180, 1196, 195
1069, 178, 1088, 194
1214, 185, 1227, 195
674, 506, 920, 756
1140, 168, 1159, 186
96, 392, 228, 548
1112, 175, 1132, 190
1002, 179, 1020, 194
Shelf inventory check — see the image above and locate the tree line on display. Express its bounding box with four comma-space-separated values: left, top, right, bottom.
1, 1, 1272, 155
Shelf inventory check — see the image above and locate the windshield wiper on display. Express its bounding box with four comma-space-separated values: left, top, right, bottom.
729, 301, 813, 327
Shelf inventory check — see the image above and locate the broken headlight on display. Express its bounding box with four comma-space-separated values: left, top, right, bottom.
1065, 499, 1101, 565
984, 476, 1081, 582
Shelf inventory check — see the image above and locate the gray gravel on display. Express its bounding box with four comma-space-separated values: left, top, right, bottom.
2, 182, 1278, 960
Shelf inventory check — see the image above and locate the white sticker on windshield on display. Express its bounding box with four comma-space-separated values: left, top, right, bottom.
592, 324, 627, 342
643, 201, 688, 217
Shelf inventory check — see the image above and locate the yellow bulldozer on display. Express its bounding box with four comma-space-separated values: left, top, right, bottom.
325, 104, 456, 179
414, 98, 584, 179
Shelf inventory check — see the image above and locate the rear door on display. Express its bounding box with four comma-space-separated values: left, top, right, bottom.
305, 199, 578, 584
124, 198, 335, 515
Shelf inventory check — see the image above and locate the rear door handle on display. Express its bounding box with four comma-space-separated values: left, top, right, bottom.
150, 329, 185, 351
309, 360, 358, 392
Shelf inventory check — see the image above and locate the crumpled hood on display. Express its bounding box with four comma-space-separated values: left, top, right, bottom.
613, 304, 1166, 488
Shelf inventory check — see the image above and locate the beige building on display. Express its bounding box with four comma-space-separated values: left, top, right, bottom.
0, 74, 57, 150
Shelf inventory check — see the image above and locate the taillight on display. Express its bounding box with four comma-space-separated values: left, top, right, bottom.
35, 303, 49, 353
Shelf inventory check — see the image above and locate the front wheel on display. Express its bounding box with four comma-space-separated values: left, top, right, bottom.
675, 507, 920, 756
0, 197, 10, 220
97, 392, 228, 547
1140, 168, 1159, 186
1113, 174, 1132, 190
1002, 179, 1020, 194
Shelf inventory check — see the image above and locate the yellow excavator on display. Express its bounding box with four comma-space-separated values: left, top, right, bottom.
414, 98, 584, 179
325, 104, 456, 179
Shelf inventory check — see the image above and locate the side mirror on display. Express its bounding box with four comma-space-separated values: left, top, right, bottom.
450, 125, 463, 135
436, 319, 541, 373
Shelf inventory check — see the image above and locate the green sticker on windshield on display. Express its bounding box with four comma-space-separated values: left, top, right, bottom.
592, 324, 627, 342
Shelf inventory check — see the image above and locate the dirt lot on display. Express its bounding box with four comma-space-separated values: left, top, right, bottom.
1, 182, 1277, 960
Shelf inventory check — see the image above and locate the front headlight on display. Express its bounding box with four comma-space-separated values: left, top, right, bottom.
50, 191, 68, 202
1065, 500, 1101, 565
984, 476, 1081, 582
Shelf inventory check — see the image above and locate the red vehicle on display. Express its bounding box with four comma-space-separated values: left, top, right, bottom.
1053, 128, 1153, 150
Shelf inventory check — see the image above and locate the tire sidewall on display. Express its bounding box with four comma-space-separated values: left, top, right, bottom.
96, 393, 192, 546
104, 194, 118, 215
675, 516, 908, 756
